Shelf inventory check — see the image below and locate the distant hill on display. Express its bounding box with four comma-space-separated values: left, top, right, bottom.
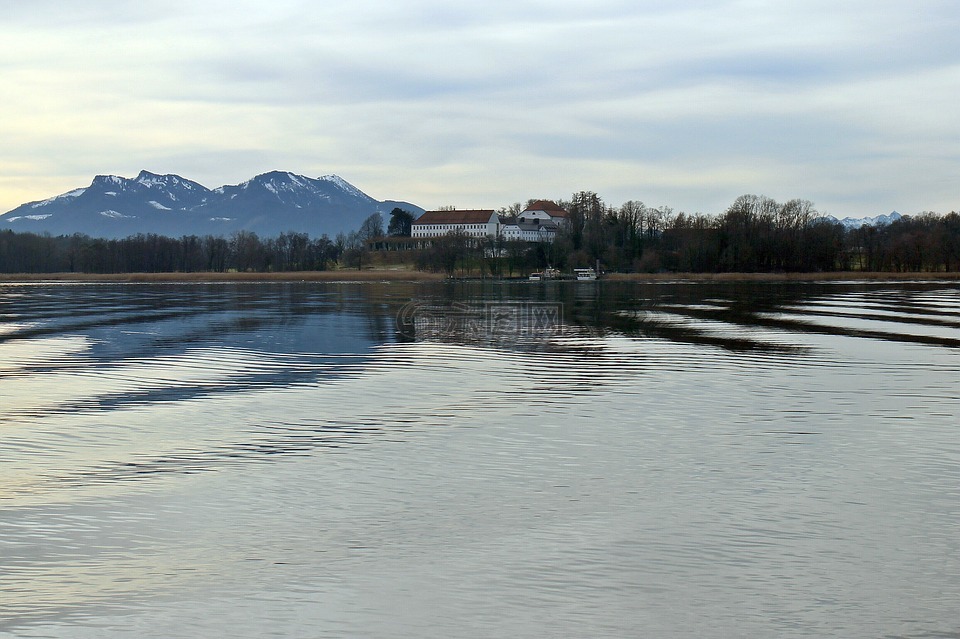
0, 170, 423, 239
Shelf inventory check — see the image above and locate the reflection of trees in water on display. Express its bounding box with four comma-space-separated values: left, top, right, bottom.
0, 281, 414, 355
402, 280, 960, 353
5, 278, 957, 369
578, 281, 960, 351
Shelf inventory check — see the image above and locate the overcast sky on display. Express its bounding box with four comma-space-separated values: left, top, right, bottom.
1, 0, 958, 218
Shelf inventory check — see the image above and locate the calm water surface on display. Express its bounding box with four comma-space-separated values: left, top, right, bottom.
1, 280, 958, 638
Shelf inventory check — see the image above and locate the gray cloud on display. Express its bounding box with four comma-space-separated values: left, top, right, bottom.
1, 0, 958, 218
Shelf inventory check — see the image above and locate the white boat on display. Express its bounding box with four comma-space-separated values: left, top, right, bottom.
574, 268, 597, 281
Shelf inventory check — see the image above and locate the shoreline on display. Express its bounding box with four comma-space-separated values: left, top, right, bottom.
602, 271, 960, 282
0, 270, 448, 283
2, 270, 960, 283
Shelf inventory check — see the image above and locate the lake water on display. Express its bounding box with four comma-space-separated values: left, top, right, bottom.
1, 279, 958, 638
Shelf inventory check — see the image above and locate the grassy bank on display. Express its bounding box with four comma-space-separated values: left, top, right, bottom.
0, 270, 447, 283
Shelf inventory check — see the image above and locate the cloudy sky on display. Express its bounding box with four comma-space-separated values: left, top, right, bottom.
1, 0, 957, 218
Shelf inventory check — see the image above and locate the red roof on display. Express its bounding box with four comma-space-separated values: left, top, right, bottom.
414, 210, 496, 225
523, 200, 568, 217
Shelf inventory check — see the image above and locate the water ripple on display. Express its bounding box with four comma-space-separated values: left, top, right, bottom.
2, 281, 959, 638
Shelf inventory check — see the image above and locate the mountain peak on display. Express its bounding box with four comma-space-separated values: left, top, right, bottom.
91, 174, 126, 187
135, 170, 207, 192
135, 170, 166, 186
253, 170, 295, 181
319, 174, 373, 201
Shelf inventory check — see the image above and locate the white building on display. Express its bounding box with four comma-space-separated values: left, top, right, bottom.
411, 210, 500, 239
498, 200, 569, 243
499, 219, 560, 242
411, 201, 570, 244
518, 200, 570, 227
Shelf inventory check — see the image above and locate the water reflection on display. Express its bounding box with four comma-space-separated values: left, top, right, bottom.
1, 280, 959, 639
392, 281, 960, 354
2, 281, 958, 457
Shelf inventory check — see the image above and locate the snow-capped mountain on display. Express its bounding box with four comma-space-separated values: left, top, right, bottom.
829, 211, 903, 229
1, 171, 422, 239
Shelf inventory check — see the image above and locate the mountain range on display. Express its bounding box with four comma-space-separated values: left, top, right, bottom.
825, 211, 903, 229
0, 171, 423, 239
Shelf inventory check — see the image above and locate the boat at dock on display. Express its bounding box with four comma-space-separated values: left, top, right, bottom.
574, 268, 598, 281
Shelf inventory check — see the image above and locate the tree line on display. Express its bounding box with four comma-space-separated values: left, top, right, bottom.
0, 207, 403, 274
551, 192, 960, 273
1, 197, 958, 274
0, 230, 343, 274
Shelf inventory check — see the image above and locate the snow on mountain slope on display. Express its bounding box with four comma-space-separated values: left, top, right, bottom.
825, 211, 903, 229
1, 171, 423, 239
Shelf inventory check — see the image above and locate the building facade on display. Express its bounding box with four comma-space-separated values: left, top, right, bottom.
411, 202, 569, 243
498, 200, 569, 243
517, 200, 570, 227
411, 210, 500, 239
